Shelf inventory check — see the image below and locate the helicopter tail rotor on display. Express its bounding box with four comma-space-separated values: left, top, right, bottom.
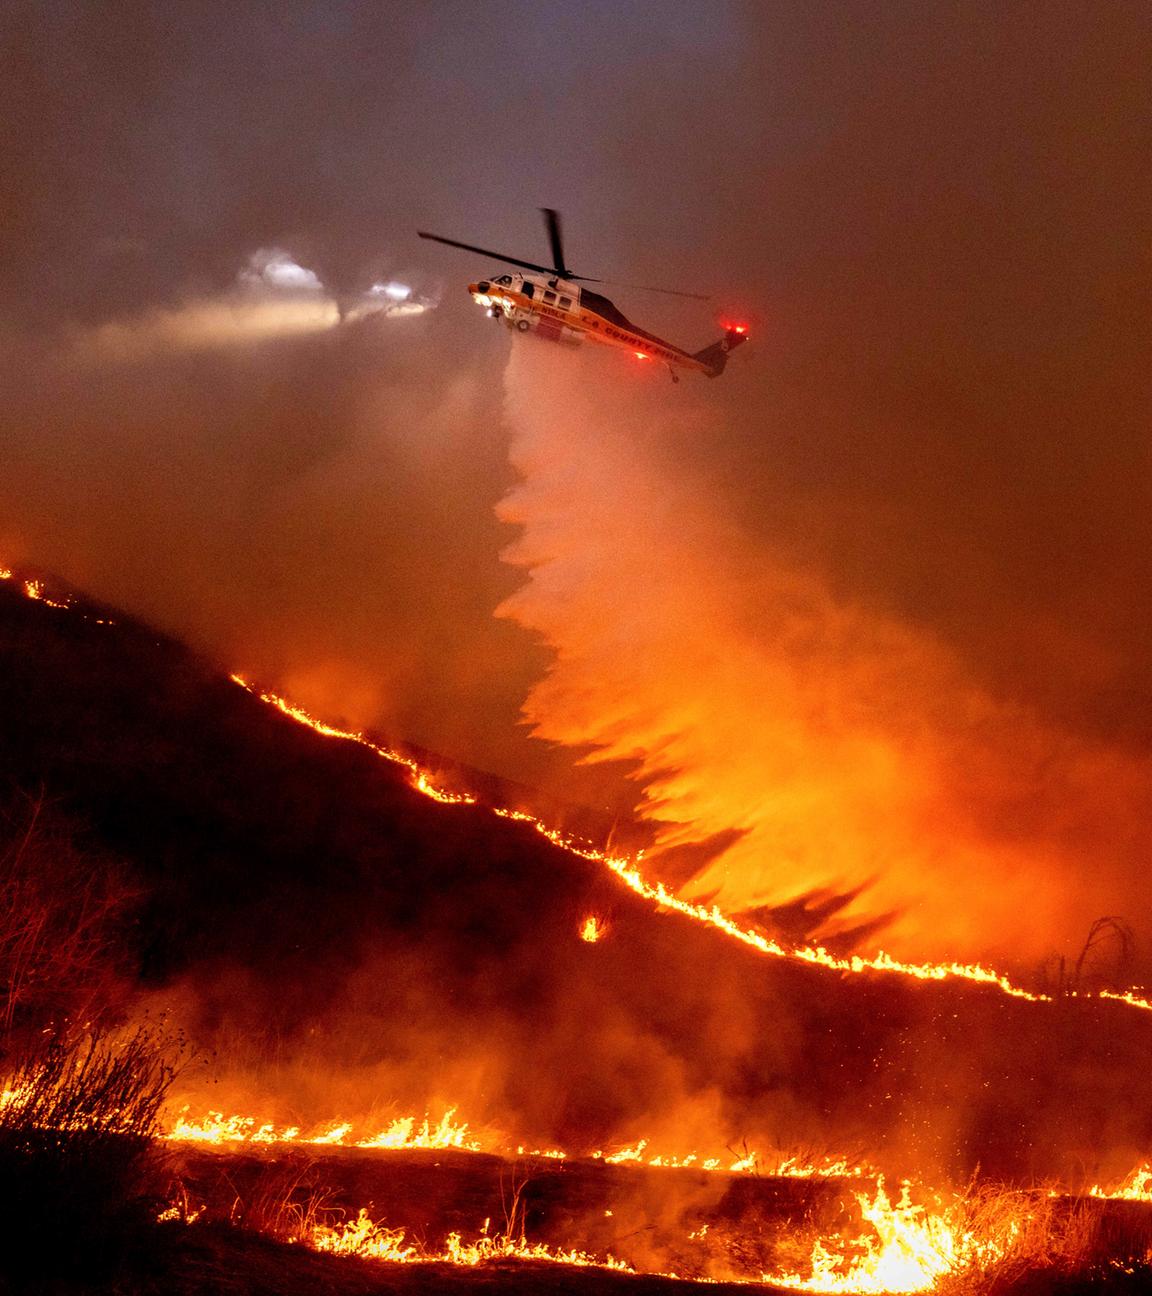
692, 324, 749, 378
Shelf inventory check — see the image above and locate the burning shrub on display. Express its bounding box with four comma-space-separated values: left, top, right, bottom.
0, 1024, 178, 1282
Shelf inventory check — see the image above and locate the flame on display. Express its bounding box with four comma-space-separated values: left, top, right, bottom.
165, 1106, 483, 1152
22, 579, 69, 609
580, 914, 604, 942
163, 1102, 872, 1181
229, 675, 475, 806
1090, 1164, 1152, 1202
355, 1109, 479, 1151
1099, 989, 1152, 1013
160, 1176, 1043, 1291
8, 563, 1152, 1290
311, 1209, 633, 1273
768, 1180, 1020, 1294
166, 1110, 298, 1144
604, 1138, 647, 1164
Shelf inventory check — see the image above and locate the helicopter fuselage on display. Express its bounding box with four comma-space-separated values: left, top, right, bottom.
468, 271, 719, 376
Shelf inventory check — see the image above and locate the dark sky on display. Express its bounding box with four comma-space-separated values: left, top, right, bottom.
2, 0, 1150, 961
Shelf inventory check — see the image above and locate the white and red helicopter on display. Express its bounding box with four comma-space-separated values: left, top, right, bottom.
418, 209, 748, 381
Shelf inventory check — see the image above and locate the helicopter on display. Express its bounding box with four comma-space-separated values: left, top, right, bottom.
418, 209, 748, 381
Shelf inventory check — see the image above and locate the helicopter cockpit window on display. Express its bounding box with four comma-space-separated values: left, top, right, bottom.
522, 283, 534, 299
494, 274, 513, 285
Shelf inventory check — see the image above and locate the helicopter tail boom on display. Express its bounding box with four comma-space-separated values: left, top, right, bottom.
691, 326, 748, 378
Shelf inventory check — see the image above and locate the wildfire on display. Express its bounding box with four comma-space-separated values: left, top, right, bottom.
1099, 989, 1152, 1013
223, 672, 1063, 1008
229, 675, 476, 806
1090, 1165, 1152, 1202
165, 1106, 484, 1152
356, 1109, 480, 1151
228, 669, 1152, 1022
9, 558, 1152, 1296
163, 1104, 872, 1182
22, 578, 69, 609
311, 1209, 634, 1273
515, 1144, 567, 1159
767, 1180, 1021, 1294
153, 1175, 1058, 1292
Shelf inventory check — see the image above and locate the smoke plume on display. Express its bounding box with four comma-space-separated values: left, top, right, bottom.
498, 343, 1152, 964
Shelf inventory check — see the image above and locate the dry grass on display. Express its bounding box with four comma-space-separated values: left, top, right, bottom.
0, 1023, 178, 1283
0, 789, 135, 1048
931, 1180, 1144, 1294
220, 1154, 342, 1243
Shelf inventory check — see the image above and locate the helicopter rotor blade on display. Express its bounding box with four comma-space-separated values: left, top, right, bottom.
417, 231, 563, 277
419, 225, 704, 298
599, 280, 711, 301
541, 208, 569, 278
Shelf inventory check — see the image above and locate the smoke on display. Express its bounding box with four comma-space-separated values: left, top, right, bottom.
60, 248, 435, 368
2, 0, 1150, 959
497, 341, 1152, 963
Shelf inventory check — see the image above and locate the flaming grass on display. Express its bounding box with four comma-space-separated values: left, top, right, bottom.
164, 1102, 875, 1182
311, 1207, 635, 1272
1090, 1165, 1152, 1203
165, 1105, 483, 1152
765, 1179, 1108, 1295
158, 1164, 1131, 1293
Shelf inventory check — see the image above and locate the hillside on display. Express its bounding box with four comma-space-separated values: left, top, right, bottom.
2, 569, 1152, 1186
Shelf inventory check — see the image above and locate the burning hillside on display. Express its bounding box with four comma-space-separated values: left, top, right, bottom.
2, 566, 1152, 1292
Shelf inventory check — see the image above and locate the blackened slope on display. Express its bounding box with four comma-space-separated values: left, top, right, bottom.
0, 578, 623, 998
